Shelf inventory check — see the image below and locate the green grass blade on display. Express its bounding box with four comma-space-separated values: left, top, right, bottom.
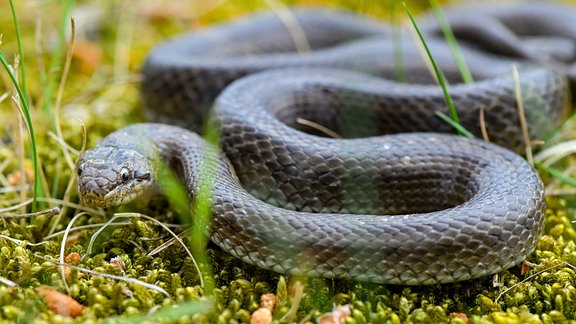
404, 2, 469, 136
192, 125, 224, 295
535, 162, 576, 187
429, 0, 474, 84
435, 111, 474, 138
0, 52, 41, 210
5, 0, 44, 210
391, 0, 405, 82
115, 299, 213, 323
9, 0, 30, 101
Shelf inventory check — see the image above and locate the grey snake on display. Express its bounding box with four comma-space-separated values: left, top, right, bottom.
77, 3, 574, 284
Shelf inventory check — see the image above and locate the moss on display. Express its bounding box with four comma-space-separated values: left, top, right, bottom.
1, 0, 576, 322
0, 206, 572, 322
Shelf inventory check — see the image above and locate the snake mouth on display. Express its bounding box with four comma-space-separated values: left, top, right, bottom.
79, 195, 141, 209
77, 179, 147, 209
78, 194, 117, 209
77, 178, 127, 208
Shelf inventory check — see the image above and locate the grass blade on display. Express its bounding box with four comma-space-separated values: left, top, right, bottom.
0, 53, 41, 210
404, 2, 469, 136
435, 111, 474, 138
536, 162, 576, 187
9, 0, 30, 101
391, 0, 405, 82
2, 0, 43, 210
429, 0, 474, 84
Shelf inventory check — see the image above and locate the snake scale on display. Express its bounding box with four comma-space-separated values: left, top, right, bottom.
77, 3, 575, 284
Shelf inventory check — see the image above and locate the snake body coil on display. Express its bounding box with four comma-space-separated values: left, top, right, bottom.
77, 4, 574, 284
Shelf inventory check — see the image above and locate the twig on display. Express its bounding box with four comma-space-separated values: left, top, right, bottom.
479, 107, 490, 142
495, 262, 573, 303
512, 64, 533, 165
34, 254, 171, 298
296, 118, 342, 139
0, 206, 60, 218
263, 0, 310, 52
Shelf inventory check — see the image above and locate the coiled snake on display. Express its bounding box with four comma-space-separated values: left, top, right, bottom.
77, 4, 574, 284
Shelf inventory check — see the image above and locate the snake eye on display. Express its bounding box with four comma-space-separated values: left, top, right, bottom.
120, 168, 130, 182
77, 165, 83, 177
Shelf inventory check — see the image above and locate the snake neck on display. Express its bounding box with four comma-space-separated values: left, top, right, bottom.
138, 124, 240, 206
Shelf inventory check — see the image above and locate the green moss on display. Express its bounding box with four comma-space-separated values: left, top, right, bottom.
1, 0, 576, 322
0, 207, 572, 322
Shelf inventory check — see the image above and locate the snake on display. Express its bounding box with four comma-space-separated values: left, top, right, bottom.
77, 4, 574, 285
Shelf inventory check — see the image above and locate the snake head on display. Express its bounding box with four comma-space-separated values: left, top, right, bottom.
76, 145, 156, 209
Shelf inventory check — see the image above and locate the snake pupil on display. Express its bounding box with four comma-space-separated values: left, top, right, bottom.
120, 168, 130, 182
